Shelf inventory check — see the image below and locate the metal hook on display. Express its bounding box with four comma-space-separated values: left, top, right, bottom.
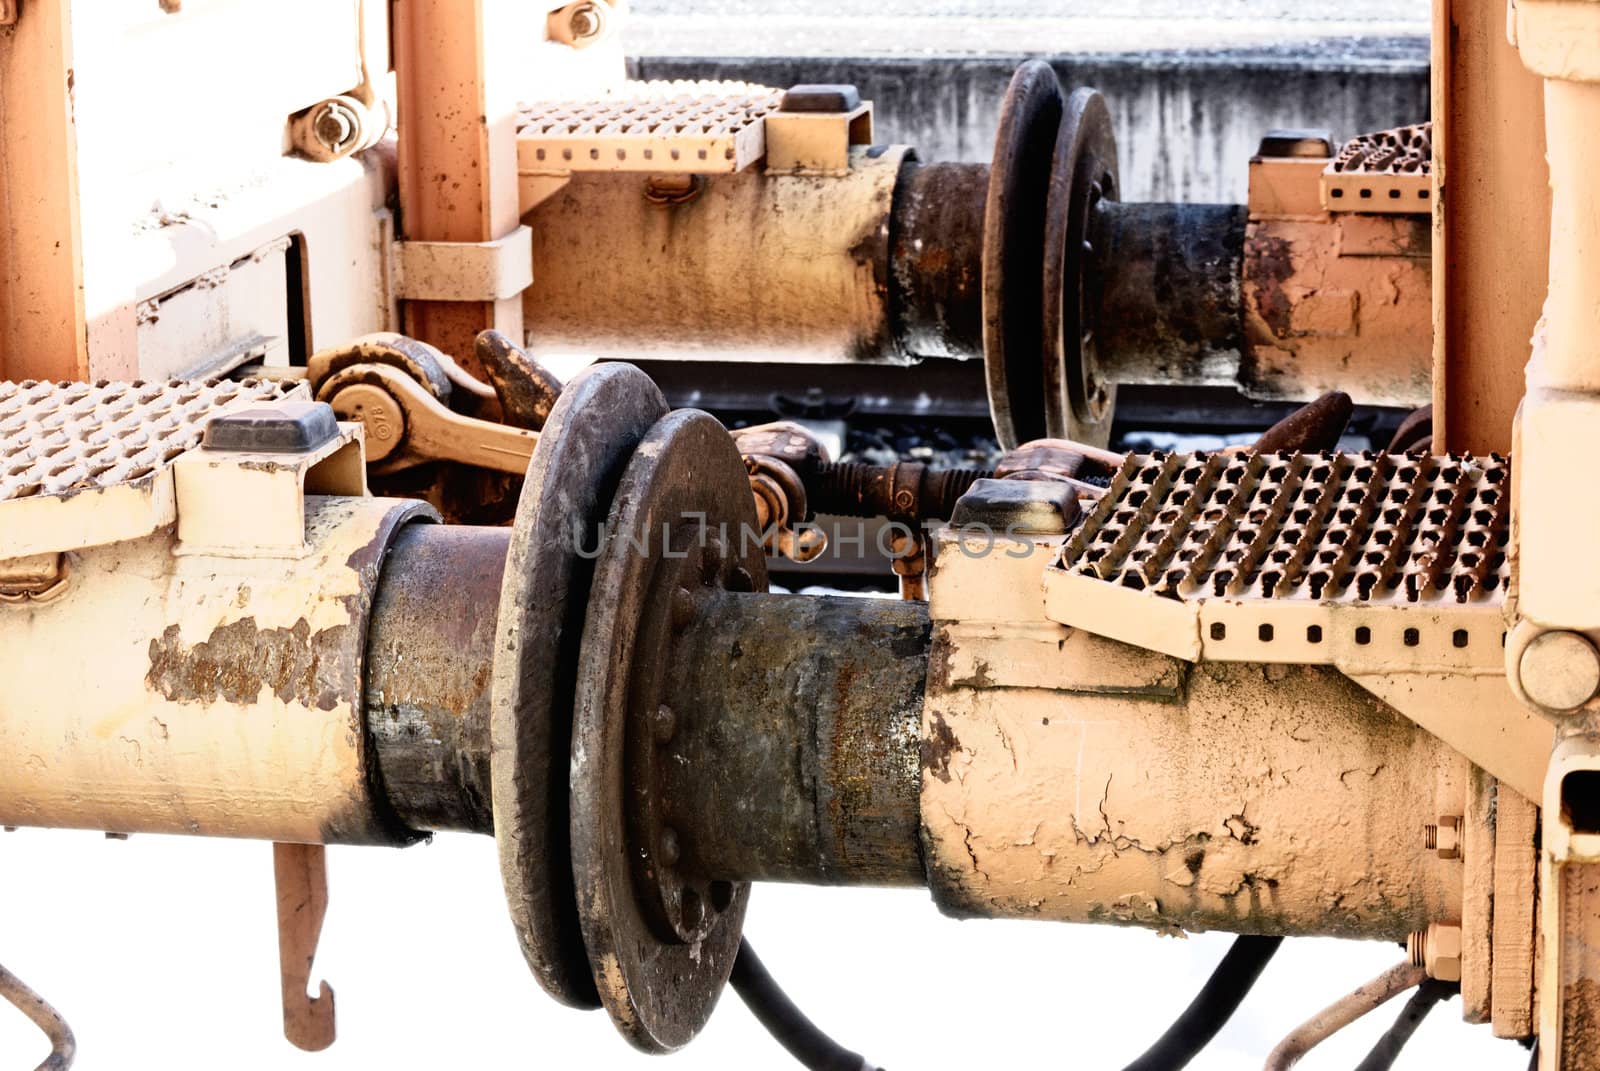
0, 961, 76, 1070
272, 843, 336, 1052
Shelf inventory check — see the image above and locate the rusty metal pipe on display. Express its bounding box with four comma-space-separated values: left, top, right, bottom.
1263, 959, 1427, 1070
366, 523, 510, 835
0, 497, 430, 844
1090, 200, 1248, 387
525, 149, 1277, 401
889, 160, 989, 360
663, 591, 931, 887
0, 962, 75, 1071
805, 457, 991, 522
524, 149, 913, 366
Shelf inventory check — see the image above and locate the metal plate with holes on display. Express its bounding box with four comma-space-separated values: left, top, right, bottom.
1043, 450, 1511, 666
517, 81, 782, 175
570, 408, 762, 1053
0, 378, 306, 558
1322, 121, 1432, 214
490, 363, 669, 1009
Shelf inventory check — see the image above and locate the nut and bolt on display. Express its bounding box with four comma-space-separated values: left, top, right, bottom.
670, 587, 697, 632
1423, 815, 1462, 859
650, 703, 678, 744
1518, 629, 1600, 712
568, 1, 606, 41
658, 827, 681, 867
1407, 922, 1463, 982
312, 99, 361, 155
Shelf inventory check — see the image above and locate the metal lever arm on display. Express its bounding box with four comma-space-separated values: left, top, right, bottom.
323, 362, 538, 476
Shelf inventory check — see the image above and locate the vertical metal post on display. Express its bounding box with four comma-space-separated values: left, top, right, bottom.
1430, 0, 1550, 454
391, 0, 525, 374
0, 0, 89, 381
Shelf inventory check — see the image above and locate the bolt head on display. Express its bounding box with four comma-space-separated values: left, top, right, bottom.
658, 827, 681, 867
1520, 630, 1600, 711
313, 102, 359, 152
1434, 816, 1461, 860
670, 587, 696, 631
651, 703, 677, 743
569, 2, 604, 39
1423, 922, 1463, 982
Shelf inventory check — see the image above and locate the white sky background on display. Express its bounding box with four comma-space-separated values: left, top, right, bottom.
0, 829, 1528, 1069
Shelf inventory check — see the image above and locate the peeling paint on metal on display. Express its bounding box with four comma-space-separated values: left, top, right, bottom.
146, 618, 351, 710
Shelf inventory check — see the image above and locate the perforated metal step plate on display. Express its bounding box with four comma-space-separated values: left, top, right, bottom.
517, 80, 782, 174
1322, 120, 1431, 213
1042, 450, 1510, 668
0, 377, 306, 558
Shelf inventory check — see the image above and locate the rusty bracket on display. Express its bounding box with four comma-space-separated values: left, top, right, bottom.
273, 843, 336, 1053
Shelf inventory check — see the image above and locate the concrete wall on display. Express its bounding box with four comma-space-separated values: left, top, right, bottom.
629, 48, 1430, 203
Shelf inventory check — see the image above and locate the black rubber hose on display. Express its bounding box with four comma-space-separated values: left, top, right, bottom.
1122, 935, 1284, 1071
730, 940, 875, 1071
1353, 980, 1455, 1071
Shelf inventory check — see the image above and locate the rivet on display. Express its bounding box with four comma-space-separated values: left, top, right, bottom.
1519, 630, 1600, 711
659, 827, 681, 867
651, 704, 677, 743
680, 887, 704, 930
670, 586, 696, 631
701, 535, 726, 583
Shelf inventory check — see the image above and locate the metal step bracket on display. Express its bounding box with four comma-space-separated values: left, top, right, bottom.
764, 85, 874, 177
174, 400, 367, 559
516, 80, 782, 213
1041, 450, 1552, 798
0, 378, 304, 560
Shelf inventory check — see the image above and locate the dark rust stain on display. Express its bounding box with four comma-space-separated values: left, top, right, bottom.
951, 659, 996, 690
147, 617, 351, 711
1244, 233, 1295, 337
921, 709, 961, 783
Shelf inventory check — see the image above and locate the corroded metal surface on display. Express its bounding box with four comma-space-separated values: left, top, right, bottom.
1041, 85, 1119, 444
0, 496, 433, 844
367, 523, 511, 834
522, 146, 906, 366
804, 457, 989, 522
1243, 147, 1433, 409
665, 591, 930, 886
1251, 391, 1353, 453
571, 408, 762, 1052
490, 363, 668, 1009
921, 617, 1469, 938
274, 842, 336, 1052
889, 160, 988, 360
982, 60, 1064, 449
474, 329, 563, 430
1092, 201, 1247, 391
